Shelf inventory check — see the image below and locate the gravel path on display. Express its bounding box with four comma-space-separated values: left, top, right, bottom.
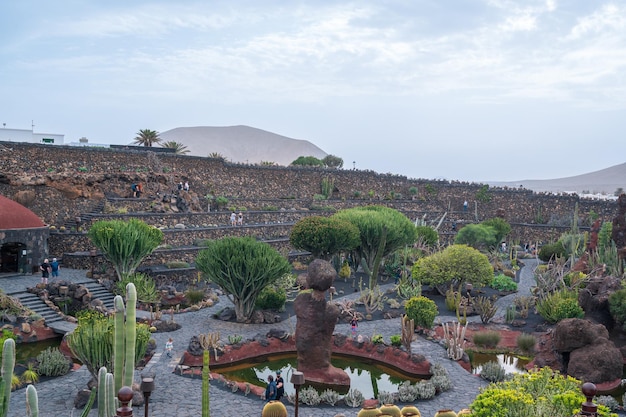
3, 265, 542, 417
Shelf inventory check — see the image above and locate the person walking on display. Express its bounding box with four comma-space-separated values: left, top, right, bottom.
275, 370, 284, 401
40, 258, 51, 285
350, 316, 358, 338
265, 375, 277, 402
230, 211, 237, 226
237, 212, 243, 226
165, 338, 174, 358
50, 257, 60, 278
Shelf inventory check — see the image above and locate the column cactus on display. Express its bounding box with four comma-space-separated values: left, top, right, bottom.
202, 349, 210, 417
124, 283, 137, 388
25, 384, 38, 417
0, 338, 16, 417
97, 367, 108, 417
113, 283, 137, 392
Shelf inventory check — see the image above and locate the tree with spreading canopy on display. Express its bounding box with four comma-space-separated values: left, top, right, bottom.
412, 244, 493, 295
333, 205, 417, 288
289, 216, 360, 260
87, 219, 163, 280
195, 237, 291, 322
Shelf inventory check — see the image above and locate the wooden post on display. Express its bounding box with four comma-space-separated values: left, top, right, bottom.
580, 382, 598, 416
116, 386, 134, 417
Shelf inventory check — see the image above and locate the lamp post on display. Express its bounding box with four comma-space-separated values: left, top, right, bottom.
290, 370, 305, 417
115, 386, 134, 417
465, 283, 473, 298
352, 161, 356, 170
140, 375, 155, 417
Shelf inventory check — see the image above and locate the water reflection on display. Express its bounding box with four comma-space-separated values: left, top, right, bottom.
217, 354, 423, 399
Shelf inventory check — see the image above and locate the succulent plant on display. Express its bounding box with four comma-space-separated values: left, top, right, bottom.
343, 388, 364, 408
320, 388, 340, 406
379, 403, 402, 417
299, 386, 320, 406
399, 405, 421, 416
261, 400, 288, 417
413, 381, 436, 400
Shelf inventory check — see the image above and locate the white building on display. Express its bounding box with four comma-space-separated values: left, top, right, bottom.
0, 127, 64, 145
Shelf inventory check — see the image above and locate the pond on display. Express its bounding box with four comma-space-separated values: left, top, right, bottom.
216, 353, 425, 399
14, 337, 63, 364
470, 352, 530, 374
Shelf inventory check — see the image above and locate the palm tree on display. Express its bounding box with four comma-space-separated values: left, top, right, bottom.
161, 141, 189, 155
132, 129, 161, 147
208, 152, 225, 160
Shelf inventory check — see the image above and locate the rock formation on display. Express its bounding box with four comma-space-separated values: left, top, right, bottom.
294, 259, 350, 386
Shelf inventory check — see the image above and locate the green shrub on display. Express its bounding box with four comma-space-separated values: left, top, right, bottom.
479, 361, 506, 382
184, 289, 206, 305
608, 288, 626, 330
470, 367, 617, 417
36, 347, 71, 377
516, 333, 536, 354
372, 334, 384, 344
404, 296, 438, 329
536, 290, 583, 324
166, 261, 190, 269
537, 241, 566, 262
255, 286, 287, 310
472, 330, 501, 349
490, 274, 518, 292
116, 273, 160, 304
390, 334, 402, 347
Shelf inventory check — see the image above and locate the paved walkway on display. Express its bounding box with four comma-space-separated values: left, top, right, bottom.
1, 264, 537, 417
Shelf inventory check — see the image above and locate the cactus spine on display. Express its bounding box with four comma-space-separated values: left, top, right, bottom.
202, 349, 210, 417
0, 338, 16, 417
124, 283, 137, 388
25, 384, 38, 417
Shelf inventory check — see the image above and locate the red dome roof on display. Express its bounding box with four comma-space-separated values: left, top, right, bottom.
0, 195, 45, 229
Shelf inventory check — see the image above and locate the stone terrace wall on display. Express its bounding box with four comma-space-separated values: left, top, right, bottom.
1, 142, 618, 240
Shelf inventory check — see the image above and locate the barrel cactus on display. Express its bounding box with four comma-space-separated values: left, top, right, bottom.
457, 409, 472, 416
379, 403, 401, 417
261, 400, 288, 417
357, 406, 382, 417
434, 410, 457, 417
400, 405, 421, 416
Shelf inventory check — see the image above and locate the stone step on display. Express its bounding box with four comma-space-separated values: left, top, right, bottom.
11, 292, 65, 325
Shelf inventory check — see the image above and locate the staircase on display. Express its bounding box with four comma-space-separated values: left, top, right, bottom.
81, 280, 116, 311
62, 198, 107, 231
9, 280, 116, 335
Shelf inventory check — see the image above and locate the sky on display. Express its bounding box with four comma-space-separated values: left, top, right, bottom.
1, 0, 625, 182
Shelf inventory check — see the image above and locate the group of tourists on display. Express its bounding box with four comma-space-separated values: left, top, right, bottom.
39, 257, 60, 284
265, 370, 284, 402
230, 211, 244, 226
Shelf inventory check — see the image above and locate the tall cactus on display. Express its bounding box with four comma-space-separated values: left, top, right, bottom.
25, 384, 38, 417
113, 283, 138, 392
401, 314, 415, 354
202, 349, 210, 417
113, 296, 125, 392
0, 338, 16, 417
105, 372, 115, 416
97, 367, 108, 417
124, 283, 137, 388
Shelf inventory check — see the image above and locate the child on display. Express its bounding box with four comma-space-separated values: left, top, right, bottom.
350, 316, 358, 338
165, 338, 173, 358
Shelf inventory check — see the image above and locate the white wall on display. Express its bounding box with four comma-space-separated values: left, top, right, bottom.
0, 128, 64, 144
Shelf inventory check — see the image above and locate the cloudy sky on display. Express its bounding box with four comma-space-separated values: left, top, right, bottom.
2, 1, 625, 182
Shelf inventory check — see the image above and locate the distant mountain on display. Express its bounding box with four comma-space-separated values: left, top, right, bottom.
487, 162, 626, 195
159, 125, 327, 166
